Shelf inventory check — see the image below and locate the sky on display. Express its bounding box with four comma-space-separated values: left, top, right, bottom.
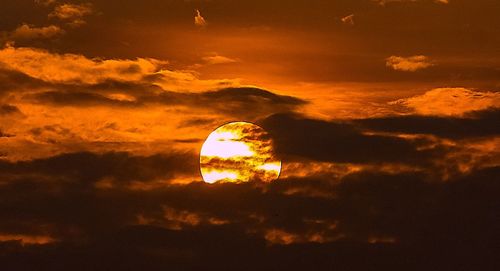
0, 0, 499, 270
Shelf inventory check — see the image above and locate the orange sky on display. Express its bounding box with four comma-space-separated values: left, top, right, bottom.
0, 0, 499, 269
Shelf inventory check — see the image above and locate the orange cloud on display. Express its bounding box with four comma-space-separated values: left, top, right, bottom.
0, 234, 56, 245
49, 3, 93, 26
9, 24, 64, 41
202, 54, 238, 65
194, 9, 207, 27
0, 46, 164, 84
136, 207, 230, 230
391, 87, 500, 116
386, 55, 433, 72
264, 226, 340, 245
341, 14, 355, 25
0, 46, 238, 90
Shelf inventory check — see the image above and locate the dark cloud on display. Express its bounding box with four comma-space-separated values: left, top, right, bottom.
0, 149, 497, 270
259, 113, 446, 165
28, 87, 307, 119
0, 151, 199, 239
0, 104, 21, 116
177, 117, 218, 128
173, 138, 203, 143
354, 107, 500, 139
0, 151, 198, 185
0, 130, 14, 138
139, 87, 307, 120
0, 68, 49, 96
185, 87, 307, 118
30, 90, 139, 107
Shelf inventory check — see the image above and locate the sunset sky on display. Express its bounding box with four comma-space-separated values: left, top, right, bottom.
0, 0, 499, 270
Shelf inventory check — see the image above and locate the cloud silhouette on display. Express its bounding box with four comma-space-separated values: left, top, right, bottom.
0, 104, 21, 116
0, 149, 497, 270
355, 108, 500, 139
259, 113, 446, 165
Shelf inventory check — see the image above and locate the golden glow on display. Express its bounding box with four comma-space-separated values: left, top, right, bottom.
202, 170, 239, 184
0, 234, 56, 245
200, 122, 281, 183
201, 131, 255, 158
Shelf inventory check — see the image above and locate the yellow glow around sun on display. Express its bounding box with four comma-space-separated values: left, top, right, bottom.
200, 122, 281, 183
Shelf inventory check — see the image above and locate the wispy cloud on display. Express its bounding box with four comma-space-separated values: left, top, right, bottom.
386, 55, 433, 72
49, 3, 93, 26
9, 24, 64, 41
341, 14, 355, 25
194, 9, 207, 28
202, 54, 238, 65
391, 87, 500, 116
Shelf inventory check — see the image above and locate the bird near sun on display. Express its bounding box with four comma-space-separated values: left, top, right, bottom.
200, 122, 281, 184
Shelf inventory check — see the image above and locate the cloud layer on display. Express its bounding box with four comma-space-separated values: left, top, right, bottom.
0, 0, 499, 269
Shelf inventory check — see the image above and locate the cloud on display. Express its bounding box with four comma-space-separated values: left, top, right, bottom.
0, 234, 55, 245
355, 108, 500, 139
29, 90, 139, 107
148, 87, 306, 120
0, 148, 497, 269
9, 24, 64, 41
259, 113, 445, 165
0, 46, 163, 84
194, 9, 207, 28
0, 68, 50, 98
0, 104, 21, 116
386, 55, 434, 72
0, 151, 198, 186
0, 47, 304, 116
0, 130, 14, 138
0, 53, 306, 160
191, 87, 306, 117
49, 3, 93, 26
341, 14, 355, 25
202, 54, 238, 65
28, 87, 306, 120
34, 0, 57, 6
0, 46, 239, 91
392, 87, 500, 116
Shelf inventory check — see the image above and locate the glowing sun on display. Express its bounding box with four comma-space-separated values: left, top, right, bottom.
200, 122, 281, 184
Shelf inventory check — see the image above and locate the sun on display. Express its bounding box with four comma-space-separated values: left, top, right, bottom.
200, 122, 281, 184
